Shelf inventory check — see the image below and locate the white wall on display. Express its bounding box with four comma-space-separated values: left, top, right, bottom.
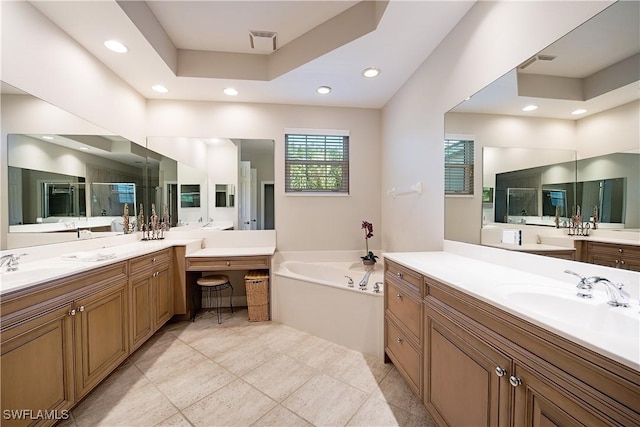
146, 100, 381, 252
381, 1, 612, 250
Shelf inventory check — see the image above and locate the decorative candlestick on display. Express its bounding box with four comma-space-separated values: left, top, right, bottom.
123, 203, 130, 234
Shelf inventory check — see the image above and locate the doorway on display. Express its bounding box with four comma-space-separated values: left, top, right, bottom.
262, 182, 275, 230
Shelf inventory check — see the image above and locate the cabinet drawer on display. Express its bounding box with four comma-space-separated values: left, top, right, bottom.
588, 242, 640, 258
186, 255, 270, 271
385, 260, 423, 296
130, 249, 171, 272
386, 319, 421, 394
386, 281, 421, 340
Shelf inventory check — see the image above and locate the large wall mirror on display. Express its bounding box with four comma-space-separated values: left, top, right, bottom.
1, 82, 179, 249
146, 137, 275, 231
445, 1, 639, 249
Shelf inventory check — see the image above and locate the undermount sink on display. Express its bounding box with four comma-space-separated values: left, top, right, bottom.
0, 264, 75, 289
492, 283, 639, 341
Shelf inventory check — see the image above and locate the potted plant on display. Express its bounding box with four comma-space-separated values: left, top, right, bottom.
360, 220, 378, 266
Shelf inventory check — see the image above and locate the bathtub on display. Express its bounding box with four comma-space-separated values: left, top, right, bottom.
273, 260, 385, 361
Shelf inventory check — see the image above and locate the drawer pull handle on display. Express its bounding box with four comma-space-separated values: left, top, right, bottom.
495, 367, 507, 377
509, 376, 522, 387
396, 293, 402, 300
396, 272, 403, 279
396, 337, 402, 344
226, 261, 231, 266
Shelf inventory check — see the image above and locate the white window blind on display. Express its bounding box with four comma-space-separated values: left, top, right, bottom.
445, 139, 474, 195
285, 134, 349, 193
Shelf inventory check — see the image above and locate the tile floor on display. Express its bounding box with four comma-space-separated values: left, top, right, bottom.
59, 309, 435, 427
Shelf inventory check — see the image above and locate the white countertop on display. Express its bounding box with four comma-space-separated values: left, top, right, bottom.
383, 251, 640, 371
187, 246, 276, 257
485, 243, 575, 252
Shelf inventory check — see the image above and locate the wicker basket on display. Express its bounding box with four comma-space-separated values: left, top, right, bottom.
245, 270, 269, 321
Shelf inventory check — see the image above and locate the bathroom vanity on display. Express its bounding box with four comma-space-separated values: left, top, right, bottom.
0, 231, 276, 426
383, 250, 640, 426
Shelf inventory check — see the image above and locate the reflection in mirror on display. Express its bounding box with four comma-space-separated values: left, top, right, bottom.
215, 184, 235, 208
445, 1, 639, 247
8, 133, 145, 233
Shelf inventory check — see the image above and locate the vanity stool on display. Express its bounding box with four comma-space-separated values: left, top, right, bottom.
193, 274, 234, 324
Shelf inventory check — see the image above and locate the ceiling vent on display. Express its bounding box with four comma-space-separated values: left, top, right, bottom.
249, 30, 277, 52
519, 54, 557, 70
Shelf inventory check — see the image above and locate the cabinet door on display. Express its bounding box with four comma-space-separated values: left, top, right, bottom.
74, 281, 128, 399
425, 316, 511, 427
512, 363, 619, 427
153, 264, 173, 330
1, 305, 74, 427
130, 273, 154, 351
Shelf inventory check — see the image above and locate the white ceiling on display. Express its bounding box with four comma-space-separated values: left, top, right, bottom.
29, 0, 476, 109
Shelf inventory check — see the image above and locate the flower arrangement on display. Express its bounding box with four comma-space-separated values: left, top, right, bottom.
360, 220, 378, 264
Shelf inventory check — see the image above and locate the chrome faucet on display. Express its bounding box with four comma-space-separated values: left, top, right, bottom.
0, 253, 26, 272
373, 282, 382, 293
344, 276, 354, 287
564, 270, 630, 307
359, 270, 374, 290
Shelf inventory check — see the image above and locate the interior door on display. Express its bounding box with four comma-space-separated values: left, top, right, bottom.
239, 161, 251, 230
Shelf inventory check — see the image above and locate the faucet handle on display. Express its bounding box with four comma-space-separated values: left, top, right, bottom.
373, 282, 382, 293
344, 276, 354, 287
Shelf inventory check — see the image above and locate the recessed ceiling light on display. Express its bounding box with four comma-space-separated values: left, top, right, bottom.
41, 135, 54, 140
522, 105, 538, 112
79, 147, 90, 150
362, 67, 380, 78
104, 40, 128, 53
224, 88, 239, 96
316, 86, 332, 95
152, 85, 168, 93
571, 109, 587, 115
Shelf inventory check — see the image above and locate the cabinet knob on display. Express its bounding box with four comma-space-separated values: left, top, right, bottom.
152, 257, 156, 262
226, 261, 231, 266
620, 260, 625, 265
396, 293, 402, 300
69, 309, 76, 316
615, 259, 620, 264
396, 337, 403, 344
495, 367, 507, 377
509, 376, 522, 387
396, 272, 403, 279
618, 248, 623, 253
78, 306, 85, 312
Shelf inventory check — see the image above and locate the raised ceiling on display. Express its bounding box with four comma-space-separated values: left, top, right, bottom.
30, 0, 476, 108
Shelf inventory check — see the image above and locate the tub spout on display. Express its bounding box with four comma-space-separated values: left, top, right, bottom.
359, 270, 373, 290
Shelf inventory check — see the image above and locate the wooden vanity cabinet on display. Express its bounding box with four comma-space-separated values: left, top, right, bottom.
0, 261, 129, 424
585, 241, 640, 271
73, 280, 129, 399
129, 249, 173, 351
1, 303, 75, 427
423, 276, 640, 427
383, 259, 424, 398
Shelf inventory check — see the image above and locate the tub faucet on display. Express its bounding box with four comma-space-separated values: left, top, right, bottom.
344, 276, 354, 287
359, 270, 373, 290
0, 253, 26, 272
564, 270, 630, 307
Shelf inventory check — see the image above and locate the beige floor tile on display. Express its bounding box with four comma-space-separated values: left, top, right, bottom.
154, 412, 193, 426
242, 354, 317, 402
188, 326, 250, 359
133, 343, 210, 383
325, 348, 393, 394
181, 378, 277, 426
373, 367, 429, 418
282, 374, 368, 426
212, 338, 279, 376
284, 334, 351, 370
153, 358, 236, 409
73, 382, 177, 427
250, 323, 310, 352
252, 404, 313, 427
346, 395, 415, 427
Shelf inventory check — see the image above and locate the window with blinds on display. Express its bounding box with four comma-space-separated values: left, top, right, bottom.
445, 139, 474, 195
285, 133, 349, 193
